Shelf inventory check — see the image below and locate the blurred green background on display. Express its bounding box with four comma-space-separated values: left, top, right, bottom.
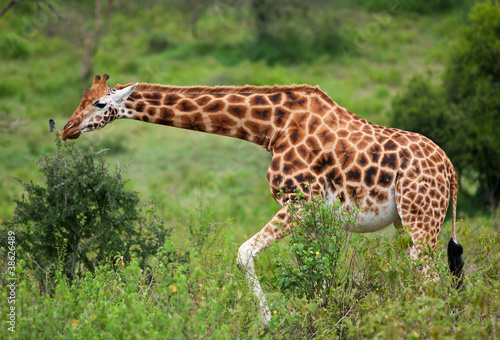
0, 0, 497, 235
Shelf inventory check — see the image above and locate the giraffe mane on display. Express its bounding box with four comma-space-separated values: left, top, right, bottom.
116, 83, 326, 96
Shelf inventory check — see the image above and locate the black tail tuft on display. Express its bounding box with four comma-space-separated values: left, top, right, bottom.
448, 238, 464, 289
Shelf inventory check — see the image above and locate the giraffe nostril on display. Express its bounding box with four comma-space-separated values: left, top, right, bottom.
63, 118, 81, 131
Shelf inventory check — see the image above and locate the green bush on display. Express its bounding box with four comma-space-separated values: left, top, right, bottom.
442, 0, 500, 216
272, 194, 358, 302
266, 194, 419, 338
146, 31, 173, 53
267, 194, 360, 337
248, 27, 345, 65
1, 138, 168, 287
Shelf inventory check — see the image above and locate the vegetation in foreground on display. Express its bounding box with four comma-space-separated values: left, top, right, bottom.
1, 196, 499, 339
1, 141, 499, 339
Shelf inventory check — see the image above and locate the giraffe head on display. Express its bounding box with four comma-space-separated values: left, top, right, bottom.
62, 74, 137, 140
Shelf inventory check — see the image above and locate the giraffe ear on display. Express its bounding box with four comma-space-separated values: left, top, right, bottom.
111, 83, 138, 104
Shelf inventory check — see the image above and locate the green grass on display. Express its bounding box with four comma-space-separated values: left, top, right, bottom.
1, 3, 498, 337
1, 201, 498, 339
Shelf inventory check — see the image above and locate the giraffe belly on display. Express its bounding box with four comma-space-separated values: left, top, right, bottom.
325, 186, 400, 233
353, 199, 399, 233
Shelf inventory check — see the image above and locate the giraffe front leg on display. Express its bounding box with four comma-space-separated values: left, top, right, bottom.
237, 205, 291, 325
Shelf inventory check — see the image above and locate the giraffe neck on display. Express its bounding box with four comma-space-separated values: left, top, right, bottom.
116, 83, 337, 152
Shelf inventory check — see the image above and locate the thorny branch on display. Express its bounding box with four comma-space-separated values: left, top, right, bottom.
0, 0, 62, 19
0, 0, 22, 18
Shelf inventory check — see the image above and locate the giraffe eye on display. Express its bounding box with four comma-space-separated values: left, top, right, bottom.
94, 101, 107, 109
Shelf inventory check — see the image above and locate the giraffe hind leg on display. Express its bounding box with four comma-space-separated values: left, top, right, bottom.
393, 214, 405, 235
395, 179, 440, 281
236, 205, 291, 324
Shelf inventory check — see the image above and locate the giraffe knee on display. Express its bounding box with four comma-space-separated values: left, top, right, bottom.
237, 243, 254, 267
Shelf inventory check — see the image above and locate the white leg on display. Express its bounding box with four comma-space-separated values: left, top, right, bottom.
238, 237, 272, 324
236, 206, 290, 325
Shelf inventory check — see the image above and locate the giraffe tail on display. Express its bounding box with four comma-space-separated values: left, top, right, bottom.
447, 170, 464, 289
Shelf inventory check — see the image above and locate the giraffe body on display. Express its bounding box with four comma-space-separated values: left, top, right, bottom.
63, 75, 463, 324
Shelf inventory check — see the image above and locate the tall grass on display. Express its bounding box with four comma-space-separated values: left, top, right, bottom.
1, 197, 498, 339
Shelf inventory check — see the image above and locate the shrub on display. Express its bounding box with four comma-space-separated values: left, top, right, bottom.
146, 31, 172, 53
1, 137, 168, 289
442, 0, 500, 216
247, 0, 346, 64
272, 194, 359, 303
248, 26, 345, 65
266, 192, 461, 338
267, 194, 359, 337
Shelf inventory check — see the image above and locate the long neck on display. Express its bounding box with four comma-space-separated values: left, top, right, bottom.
118, 84, 335, 152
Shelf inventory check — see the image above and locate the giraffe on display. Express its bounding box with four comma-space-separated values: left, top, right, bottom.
62, 74, 464, 324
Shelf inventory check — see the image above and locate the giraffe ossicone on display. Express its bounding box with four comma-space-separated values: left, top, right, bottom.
63, 74, 464, 324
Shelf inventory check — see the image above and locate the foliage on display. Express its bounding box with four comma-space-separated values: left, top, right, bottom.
266, 198, 499, 339
0, 0, 116, 82
357, 0, 465, 13
272, 194, 358, 303
0, 33, 29, 59
247, 0, 346, 64
2, 197, 499, 339
267, 194, 417, 338
0, 210, 264, 339
248, 28, 345, 65
166, 0, 220, 39
268, 194, 359, 337
391, 1, 500, 216
146, 30, 173, 53
442, 0, 500, 216
1, 137, 168, 288
391, 74, 450, 146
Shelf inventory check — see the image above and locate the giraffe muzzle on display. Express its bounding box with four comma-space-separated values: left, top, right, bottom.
62, 121, 81, 140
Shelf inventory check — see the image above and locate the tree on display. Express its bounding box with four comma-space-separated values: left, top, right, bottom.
45, 0, 115, 82
247, 0, 344, 64
168, 0, 217, 39
442, 1, 500, 216
391, 1, 500, 216
391, 75, 451, 147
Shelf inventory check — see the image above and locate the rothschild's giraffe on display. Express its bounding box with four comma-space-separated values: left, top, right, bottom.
63, 74, 464, 323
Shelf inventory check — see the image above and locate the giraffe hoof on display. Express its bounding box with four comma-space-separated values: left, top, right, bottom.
261, 310, 272, 325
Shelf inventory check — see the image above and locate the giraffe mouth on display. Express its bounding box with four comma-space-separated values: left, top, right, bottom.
61, 121, 81, 140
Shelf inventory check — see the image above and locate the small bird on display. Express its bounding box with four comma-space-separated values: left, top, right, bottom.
49, 119, 55, 133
